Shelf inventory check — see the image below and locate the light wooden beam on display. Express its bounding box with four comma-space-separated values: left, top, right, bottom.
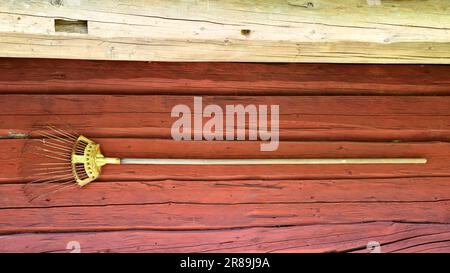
0, 0, 449, 63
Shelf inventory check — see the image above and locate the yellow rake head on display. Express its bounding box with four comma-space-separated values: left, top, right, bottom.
71, 135, 120, 186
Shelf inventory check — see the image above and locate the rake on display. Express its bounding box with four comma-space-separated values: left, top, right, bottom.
23, 125, 427, 199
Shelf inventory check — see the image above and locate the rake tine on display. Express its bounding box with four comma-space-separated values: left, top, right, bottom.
60, 123, 80, 138
40, 141, 73, 152
29, 151, 69, 161
32, 146, 70, 157
24, 178, 75, 195
38, 131, 74, 145
32, 169, 74, 177
30, 162, 70, 166
32, 166, 71, 171
29, 182, 78, 202
26, 174, 75, 186
43, 121, 79, 138
41, 179, 76, 191
46, 125, 78, 140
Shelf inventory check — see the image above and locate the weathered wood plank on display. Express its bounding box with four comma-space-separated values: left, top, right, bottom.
2, 177, 450, 209
0, 1, 449, 63
1, 59, 449, 95
2, 95, 450, 141
1, 223, 449, 253
3, 139, 450, 183
0, 201, 448, 233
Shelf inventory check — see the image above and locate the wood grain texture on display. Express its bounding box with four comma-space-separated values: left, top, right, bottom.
2, 95, 450, 142
2, 177, 450, 209
0, 201, 448, 233
0, 1, 450, 63
1, 58, 450, 95
0, 59, 449, 252
1, 223, 449, 253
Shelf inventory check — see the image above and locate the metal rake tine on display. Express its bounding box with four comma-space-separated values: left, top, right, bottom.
41, 179, 76, 191
35, 175, 75, 186
30, 162, 70, 166
32, 129, 49, 137
32, 169, 74, 177
32, 146, 71, 157
37, 131, 74, 145
29, 151, 69, 162
46, 125, 78, 140
32, 145, 71, 156
43, 120, 79, 138
60, 122, 80, 138
26, 173, 75, 186
40, 141, 73, 152
29, 182, 78, 202
33, 129, 60, 140
24, 177, 75, 194
32, 166, 71, 171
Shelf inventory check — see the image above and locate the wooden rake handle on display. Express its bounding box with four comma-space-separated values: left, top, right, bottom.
119, 158, 427, 165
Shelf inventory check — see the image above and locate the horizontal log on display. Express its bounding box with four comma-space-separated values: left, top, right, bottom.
2, 95, 450, 141
0, 222, 449, 253
0, 201, 448, 233
2, 177, 450, 209
0, 59, 449, 95
0, 1, 449, 63
4, 139, 450, 183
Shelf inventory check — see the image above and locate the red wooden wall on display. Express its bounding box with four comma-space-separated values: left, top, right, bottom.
0, 58, 449, 252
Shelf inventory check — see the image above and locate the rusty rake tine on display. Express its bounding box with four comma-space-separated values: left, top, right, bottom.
27, 173, 74, 185
40, 141, 73, 152
44, 121, 79, 137
37, 177, 75, 186
32, 146, 71, 157
31, 162, 70, 166
24, 175, 72, 191
30, 151, 68, 162
29, 148, 69, 158
33, 146, 70, 157
36, 133, 71, 146
32, 166, 71, 171
35, 177, 75, 185
38, 131, 74, 145
33, 129, 51, 138
29, 182, 77, 202
60, 122, 80, 138
26, 179, 75, 195
34, 130, 64, 141
32, 169, 74, 177
46, 125, 78, 140
38, 181, 76, 194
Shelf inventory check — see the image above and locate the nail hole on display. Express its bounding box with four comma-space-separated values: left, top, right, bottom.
50, 0, 64, 7
54, 19, 88, 34
241, 29, 251, 36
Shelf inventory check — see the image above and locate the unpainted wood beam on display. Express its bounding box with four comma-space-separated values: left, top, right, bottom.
0, 0, 449, 63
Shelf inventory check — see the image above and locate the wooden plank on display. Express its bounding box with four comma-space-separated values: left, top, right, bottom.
0, 1, 450, 63
2, 95, 450, 141
3, 139, 450, 183
0, 201, 448, 233
2, 177, 450, 209
1, 59, 449, 95
1, 223, 449, 253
